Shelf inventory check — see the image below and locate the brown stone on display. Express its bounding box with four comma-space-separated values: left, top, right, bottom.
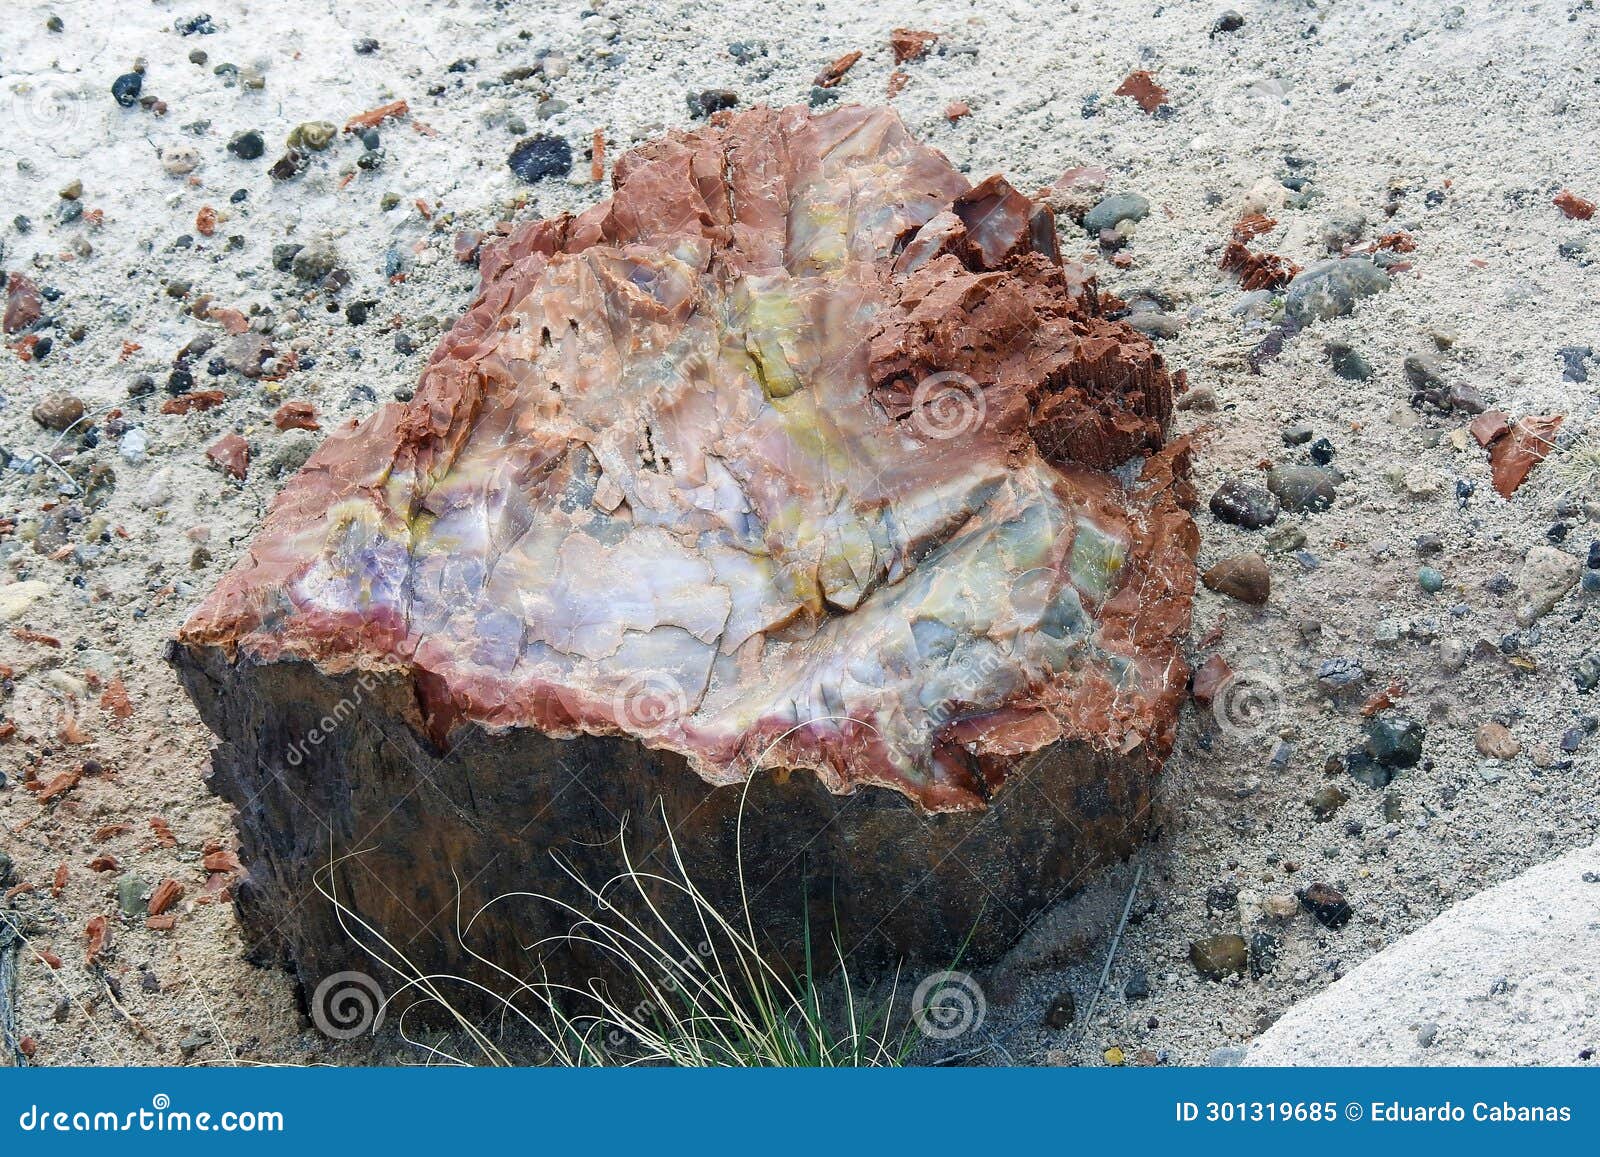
171, 106, 1197, 1004
1202, 553, 1271, 605
1190, 654, 1232, 707
205, 434, 250, 479
1190, 934, 1248, 980
4, 272, 43, 334
1474, 721, 1520, 760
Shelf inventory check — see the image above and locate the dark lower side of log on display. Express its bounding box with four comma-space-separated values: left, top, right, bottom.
171, 644, 1155, 1013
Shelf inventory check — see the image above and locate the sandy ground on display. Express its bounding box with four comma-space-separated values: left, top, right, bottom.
1, 0, 1597, 1067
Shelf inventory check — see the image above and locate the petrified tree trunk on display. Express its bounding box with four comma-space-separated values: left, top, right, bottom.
172, 105, 1196, 1008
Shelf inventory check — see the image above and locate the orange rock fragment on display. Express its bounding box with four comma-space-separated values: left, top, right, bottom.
1114, 70, 1167, 113
208, 307, 250, 334
1190, 654, 1233, 707
52, 862, 69, 896
195, 205, 218, 236
890, 28, 939, 63
150, 817, 178, 848
887, 70, 909, 98
591, 128, 606, 183
1472, 410, 1564, 496
161, 390, 227, 415
35, 770, 81, 804
1376, 231, 1416, 252
203, 849, 242, 873
1231, 214, 1277, 242
345, 99, 408, 133
944, 100, 970, 123
85, 915, 109, 967
100, 676, 134, 720
1554, 189, 1595, 220
88, 855, 121, 872
273, 401, 320, 431
1219, 240, 1300, 290
146, 914, 178, 931
148, 878, 185, 916
206, 433, 250, 480
813, 51, 862, 88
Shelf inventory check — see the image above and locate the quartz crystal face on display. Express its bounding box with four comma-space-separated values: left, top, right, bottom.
181, 105, 1196, 813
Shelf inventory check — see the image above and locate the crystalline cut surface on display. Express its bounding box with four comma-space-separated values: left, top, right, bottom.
180, 104, 1196, 813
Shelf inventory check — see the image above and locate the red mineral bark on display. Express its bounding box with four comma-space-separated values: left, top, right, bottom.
178, 105, 1196, 818
1471, 411, 1564, 497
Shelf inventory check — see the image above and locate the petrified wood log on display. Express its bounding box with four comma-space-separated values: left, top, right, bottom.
172, 105, 1197, 1005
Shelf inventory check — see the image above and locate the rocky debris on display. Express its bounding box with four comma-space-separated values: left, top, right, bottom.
1083, 192, 1150, 235
30, 393, 85, 432
1202, 553, 1270, 605
1365, 713, 1425, 769
813, 50, 861, 88
1209, 477, 1280, 528
1553, 189, 1595, 220
1515, 545, 1581, 625
4, 273, 44, 333
1474, 722, 1521, 760
272, 402, 319, 432
1266, 465, 1337, 513
1044, 991, 1076, 1029
1283, 258, 1389, 325
508, 135, 573, 183
226, 130, 264, 160
171, 105, 1197, 1000
1114, 70, 1167, 114
1247, 842, 1600, 1065
1212, 10, 1246, 35
1190, 653, 1232, 706
1469, 411, 1564, 497
204, 434, 249, 479
1297, 882, 1353, 929
889, 28, 938, 63
1190, 934, 1249, 980
686, 89, 738, 119
1307, 785, 1349, 821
